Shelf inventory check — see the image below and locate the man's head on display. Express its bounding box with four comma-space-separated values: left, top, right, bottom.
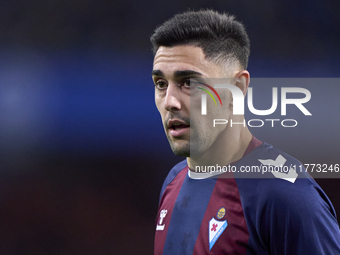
151, 10, 250, 158
151, 9, 250, 70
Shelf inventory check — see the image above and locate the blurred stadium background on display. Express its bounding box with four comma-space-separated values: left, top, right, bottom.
0, 0, 339, 254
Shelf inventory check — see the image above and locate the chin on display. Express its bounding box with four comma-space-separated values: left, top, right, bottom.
173, 150, 190, 157
170, 144, 190, 157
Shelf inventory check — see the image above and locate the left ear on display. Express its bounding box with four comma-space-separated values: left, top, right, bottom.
235, 70, 250, 97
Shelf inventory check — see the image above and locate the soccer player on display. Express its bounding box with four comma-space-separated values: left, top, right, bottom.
151, 10, 340, 254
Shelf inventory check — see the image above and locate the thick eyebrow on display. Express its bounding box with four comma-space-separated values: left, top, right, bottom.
174, 70, 203, 77
152, 70, 164, 77
151, 69, 203, 78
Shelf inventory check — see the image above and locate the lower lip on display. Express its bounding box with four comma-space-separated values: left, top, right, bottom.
169, 127, 190, 137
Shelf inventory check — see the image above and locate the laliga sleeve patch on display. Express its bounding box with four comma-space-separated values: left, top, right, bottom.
258, 154, 298, 183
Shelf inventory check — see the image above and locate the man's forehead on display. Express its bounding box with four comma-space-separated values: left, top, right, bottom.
152, 45, 221, 77
153, 46, 206, 66
155, 45, 204, 58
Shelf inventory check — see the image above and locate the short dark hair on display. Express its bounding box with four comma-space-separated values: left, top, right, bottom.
150, 9, 250, 69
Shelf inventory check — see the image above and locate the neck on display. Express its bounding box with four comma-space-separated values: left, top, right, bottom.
187, 118, 252, 172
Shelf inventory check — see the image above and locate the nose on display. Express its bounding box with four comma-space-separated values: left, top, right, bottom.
164, 83, 182, 112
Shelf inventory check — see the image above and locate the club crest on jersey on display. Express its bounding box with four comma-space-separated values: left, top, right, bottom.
209, 217, 228, 250
156, 209, 167, 231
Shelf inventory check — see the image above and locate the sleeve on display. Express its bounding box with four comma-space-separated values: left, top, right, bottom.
259, 178, 340, 255
158, 159, 187, 204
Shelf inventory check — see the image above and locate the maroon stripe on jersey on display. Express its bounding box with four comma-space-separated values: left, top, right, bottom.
154, 167, 188, 255
192, 173, 250, 254
244, 136, 263, 157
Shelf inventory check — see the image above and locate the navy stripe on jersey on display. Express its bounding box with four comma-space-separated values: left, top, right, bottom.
154, 167, 187, 254
159, 160, 187, 204
163, 174, 218, 254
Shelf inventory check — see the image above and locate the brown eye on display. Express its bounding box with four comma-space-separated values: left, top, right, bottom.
155, 80, 167, 90
183, 79, 191, 88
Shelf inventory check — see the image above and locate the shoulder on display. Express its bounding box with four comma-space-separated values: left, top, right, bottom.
255, 177, 340, 254
236, 141, 308, 182
159, 159, 188, 202
236, 141, 340, 254
243, 141, 302, 167
255, 177, 336, 219
238, 141, 335, 213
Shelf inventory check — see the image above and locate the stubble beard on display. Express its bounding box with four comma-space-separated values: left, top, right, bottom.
166, 124, 209, 158
167, 135, 190, 157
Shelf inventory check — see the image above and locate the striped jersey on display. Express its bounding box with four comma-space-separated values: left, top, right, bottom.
154, 138, 340, 254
